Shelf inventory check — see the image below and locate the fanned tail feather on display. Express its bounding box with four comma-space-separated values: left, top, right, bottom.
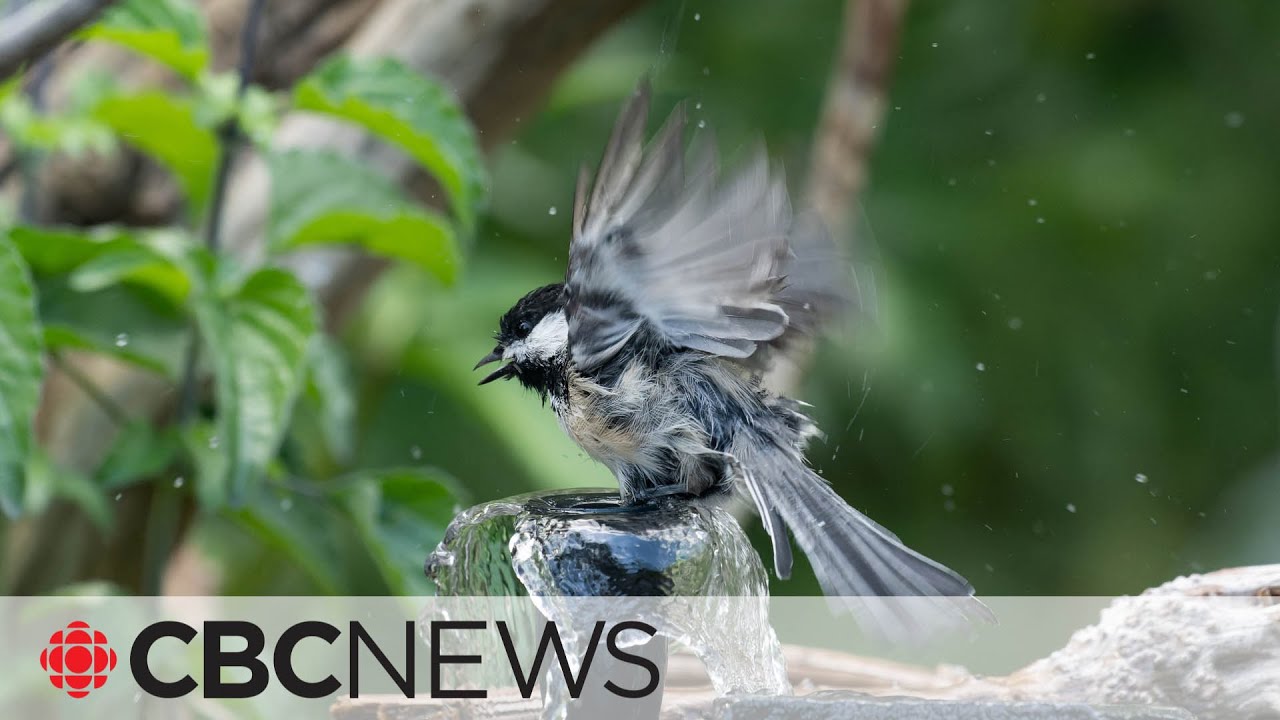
735, 438, 994, 642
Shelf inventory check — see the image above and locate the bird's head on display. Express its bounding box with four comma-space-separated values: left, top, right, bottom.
475, 283, 568, 393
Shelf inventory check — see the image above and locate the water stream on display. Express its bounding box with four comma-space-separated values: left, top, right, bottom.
424, 489, 791, 710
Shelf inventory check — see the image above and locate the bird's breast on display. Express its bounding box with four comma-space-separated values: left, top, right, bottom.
552, 371, 647, 470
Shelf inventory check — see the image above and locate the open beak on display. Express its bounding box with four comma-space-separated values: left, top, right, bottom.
475, 346, 515, 385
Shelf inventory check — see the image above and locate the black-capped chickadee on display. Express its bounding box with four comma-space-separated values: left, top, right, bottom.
476, 81, 988, 632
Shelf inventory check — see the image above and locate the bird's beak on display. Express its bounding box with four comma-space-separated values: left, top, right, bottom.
475, 346, 516, 385
478, 364, 516, 385
474, 347, 504, 370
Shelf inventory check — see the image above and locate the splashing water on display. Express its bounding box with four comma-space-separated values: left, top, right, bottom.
424, 489, 790, 708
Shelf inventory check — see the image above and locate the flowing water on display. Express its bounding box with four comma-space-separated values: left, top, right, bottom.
423, 489, 791, 712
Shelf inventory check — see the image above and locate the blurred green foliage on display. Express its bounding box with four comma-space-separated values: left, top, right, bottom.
0, 0, 480, 596
2, 0, 1277, 597
363, 0, 1279, 596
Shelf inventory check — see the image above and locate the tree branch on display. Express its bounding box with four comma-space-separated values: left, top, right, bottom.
762, 0, 909, 395
49, 351, 130, 427
175, 0, 268, 426
0, 0, 116, 80
806, 0, 909, 237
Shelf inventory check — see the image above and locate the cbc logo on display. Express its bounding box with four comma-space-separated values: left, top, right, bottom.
39, 621, 118, 699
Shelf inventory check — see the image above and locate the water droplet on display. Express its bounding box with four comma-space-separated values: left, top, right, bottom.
943, 499, 956, 512
411, 445, 423, 460
208, 435, 220, 449
947, 177, 958, 187
697, 119, 706, 129
1036, 216, 1046, 224
984, 128, 994, 136
114, 333, 129, 348
1035, 92, 1047, 103
281, 497, 293, 511
702, 66, 710, 76
1008, 317, 1023, 330
1066, 503, 1077, 513
1135, 473, 1149, 484
1224, 112, 1244, 128
931, 42, 939, 48
1027, 198, 1038, 207
1086, 52, 1097, 60
548, 206, 557, 216
975, 362, 986, 372
115, 493, 123, 502
694, 12, 701, 21
173, 476, 184, 488
941, 484, 955, 497
695, 102, 703, 110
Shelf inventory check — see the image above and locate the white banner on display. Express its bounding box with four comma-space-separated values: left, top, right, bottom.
0, 595, 1270, 718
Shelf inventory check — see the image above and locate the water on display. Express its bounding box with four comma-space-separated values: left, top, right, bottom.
424, 490, 791, 711
426, 490, 772, 598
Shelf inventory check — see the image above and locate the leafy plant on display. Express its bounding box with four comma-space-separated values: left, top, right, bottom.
0, 0, 486, 595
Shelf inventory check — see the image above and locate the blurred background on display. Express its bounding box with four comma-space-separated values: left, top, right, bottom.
1, 0, 1277, 597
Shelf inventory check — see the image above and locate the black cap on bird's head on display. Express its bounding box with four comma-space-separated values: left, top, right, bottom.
475, 283, 566, 386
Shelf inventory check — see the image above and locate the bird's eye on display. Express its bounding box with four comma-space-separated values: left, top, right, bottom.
517, 321, 533, 338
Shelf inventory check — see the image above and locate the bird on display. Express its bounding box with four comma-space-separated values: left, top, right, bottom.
475, 80, 990, 636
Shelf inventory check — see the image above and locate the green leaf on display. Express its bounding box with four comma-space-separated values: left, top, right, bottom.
181, 421, 228, 508
229, 486, 345, 594
24, 450, 112, 531
342, 468, 461, 595
8, 226, 112, 274
293, 56, 486, 230
97, 422, 180, 490
11, 225, 195, 307
304, 335, 356, 465
195, 268, 318, 504
0, 74, 19, 104
0, 92, 116, 156
68, 243, 192, 307
44, 324, 170, 375
94, 92, 218, 210
268, 150, 459, 283
193, 73, 279, 147
79, 0, 210, 80
0, 235, 43, 516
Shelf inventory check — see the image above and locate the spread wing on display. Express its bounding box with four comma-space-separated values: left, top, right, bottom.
567, 81, 841, 372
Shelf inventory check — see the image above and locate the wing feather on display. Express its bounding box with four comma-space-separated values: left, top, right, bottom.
567, 81, 819, 371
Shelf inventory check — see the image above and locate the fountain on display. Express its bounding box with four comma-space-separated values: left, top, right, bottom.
424, 489, 790, 717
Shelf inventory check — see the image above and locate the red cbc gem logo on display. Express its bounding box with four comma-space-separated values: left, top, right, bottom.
39, 621, 118, 698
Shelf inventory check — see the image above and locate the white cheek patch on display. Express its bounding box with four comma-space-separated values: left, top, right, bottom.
509, 311, 568, 362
